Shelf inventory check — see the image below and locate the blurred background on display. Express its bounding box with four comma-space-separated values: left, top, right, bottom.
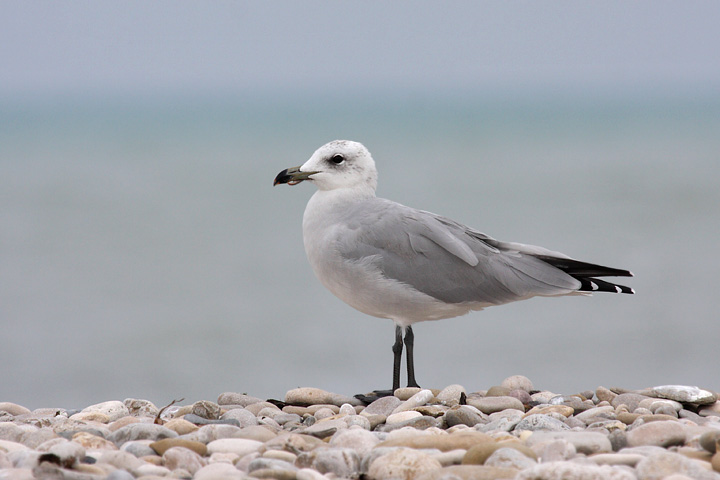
1, 2, 719, 409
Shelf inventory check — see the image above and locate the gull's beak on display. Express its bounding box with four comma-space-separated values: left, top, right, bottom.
273, 166, 319, 186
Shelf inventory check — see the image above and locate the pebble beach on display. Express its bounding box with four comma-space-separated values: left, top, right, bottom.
3, 377, 720, 479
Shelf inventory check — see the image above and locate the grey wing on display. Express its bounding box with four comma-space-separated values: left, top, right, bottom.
337, 200, 580, 306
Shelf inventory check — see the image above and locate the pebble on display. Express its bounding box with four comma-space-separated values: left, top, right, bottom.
443, 405, 485, 427
626, 420, 687, 447
515, 414, 571, 432
1, 382, 718, 480
501, 375, 534, 393
436, 384, 466, 406
368, 447, 442, 479
467, 395, 524, 414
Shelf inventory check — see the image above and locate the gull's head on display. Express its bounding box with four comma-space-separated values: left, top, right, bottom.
273, 140, 378, 193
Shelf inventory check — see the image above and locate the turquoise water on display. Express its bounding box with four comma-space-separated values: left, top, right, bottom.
2, 93, 719, 408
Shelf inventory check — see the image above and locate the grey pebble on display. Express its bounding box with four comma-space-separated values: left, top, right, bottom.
220, 407, 258, 427
485, 447, 537, 469
443, 405, 485, 427
527, 431, 612, 454
515, 414, 571, 432
361, 396, 402, 417
183, 413, 240, 426
107, 423, 178, 446
312, 447, 361, 477
217, 392, 264, 407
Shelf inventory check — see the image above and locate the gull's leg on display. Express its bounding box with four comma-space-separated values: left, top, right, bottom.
404, 325, 420, 388
392, 325, 403, 391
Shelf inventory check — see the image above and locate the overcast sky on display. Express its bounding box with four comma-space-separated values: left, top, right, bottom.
2, 1, 719, 99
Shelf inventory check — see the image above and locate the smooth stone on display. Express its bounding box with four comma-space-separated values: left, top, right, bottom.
0, 403, 32, 417
612, 393, 653, 412
508, 389, 532, 405
431, 449, 466, 466
235, 425, 278, 443
436, 385, 466, 407
713, 451, 720, 473
476, 410, 523, 433
297, 467, 328, 480
467, 396, 524, 414
699, 402, 720, 417
330, 393, 363, 407
627, 420, 687, 447
123, 398, 159, 417
378, 415, 438, 432
386, 411, 422, 425
108, 415, 141, 432
272, 413, 302, 425
248, 468, 297, 479
263, 450, 298, 463
700, 430, 720, 453
530, 391, 559, 404
248, 457, 298, 473
418, 464, 518, 480
184, 413, 240, 426
19, 428, 58, 449
526, 431, 612, 454
549, 395, 594, 413
463, 442, 537, 465
311, 447, 360, 477
264, 432, 325, 454
343, 414, 371, 430
195, 462, 246, 479
391, 389, 434, 414
183, 424, 243, 443
206, 438, 263, 457
120, 440, 155, 457
394, 387, 422, 400
217, 392, 264, 407
414, 405, 449, 418
500, 375, 533, 393
514, 414, 570, 432
312, 407, 335, 420
596, 386, 618, 403
639, 398, 683, 413
245, 402, 281, 416
575, 405, 616, 424
285, 387, 335, 406
484, 447, 537, 469
368, 447, 442, 480
524, 405, 574, 418
96, 450, 144, 471
644, 385, 718, 405
444, 405, 485, 427
78, 401, 129, 422
329, 428, 380, 457
590, 452, 645, 466
108, 423, 178, 445
302, 418, 346, 438
361, 396, 402, 417
71, 431, 117, 450
532, 438, 576, 462
191, 400, 222, 420
69, 411, 111, 423
150, 437, 207, 456
635, 450, 720, 480
516, 461, 636, 480
106, 470, 135, 480
485, 386, 511, 397
339, 403, 356, 416
163, 418, 199, 435
377, 431, 493, 451
163, 446, 206, 474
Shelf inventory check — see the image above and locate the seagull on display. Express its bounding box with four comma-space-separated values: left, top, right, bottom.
274, 140, 633, 394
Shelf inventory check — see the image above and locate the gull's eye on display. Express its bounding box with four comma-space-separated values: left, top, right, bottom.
330, 154, 345, 165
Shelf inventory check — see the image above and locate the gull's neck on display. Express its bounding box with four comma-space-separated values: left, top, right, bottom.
304, 186, 376, 225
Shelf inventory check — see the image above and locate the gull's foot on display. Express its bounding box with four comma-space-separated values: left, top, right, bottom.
354, 389, 395, 405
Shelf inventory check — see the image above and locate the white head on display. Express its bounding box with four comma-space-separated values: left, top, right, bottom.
274, 140, 378, 194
